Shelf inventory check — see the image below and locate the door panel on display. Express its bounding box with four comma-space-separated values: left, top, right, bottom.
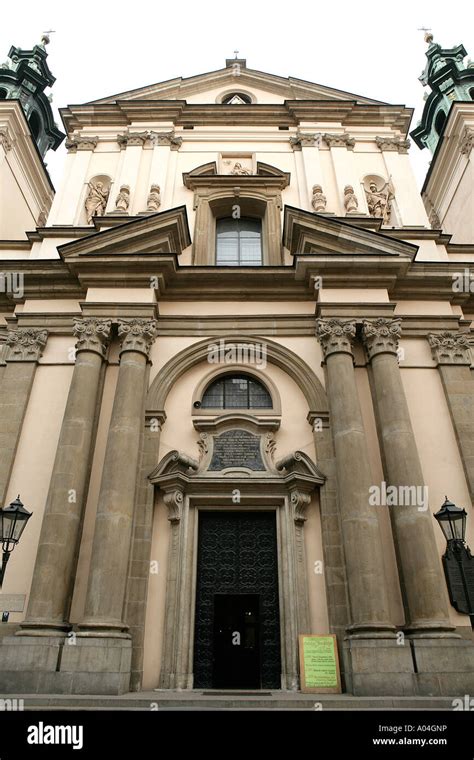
193, 511, 281, 689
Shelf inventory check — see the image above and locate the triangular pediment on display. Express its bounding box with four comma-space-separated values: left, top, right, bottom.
283, 206, 418, 259
58, 206, 191, 259
90, 64, 385, 106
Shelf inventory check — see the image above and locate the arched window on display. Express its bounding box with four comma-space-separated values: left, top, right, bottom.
434, 109, 447, 137
0, 88, 8, 100
201, 374, 272, 409
28, 111, 41, 141
221, 92, 252, 104
216, 217, 262, 266
469, 87, 474, 100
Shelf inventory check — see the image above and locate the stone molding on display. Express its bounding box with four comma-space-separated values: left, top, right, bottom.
322, 132, 355, 150
375, 136, 411, 154
117, 318, 158, 358
72, 317, 112, 358
361, 318, 402, 360
459, 127, 474, 155
315, 318, 356, 359
5, 328, 48, 361
65, 135, 99, 153
427, 331, 472, 365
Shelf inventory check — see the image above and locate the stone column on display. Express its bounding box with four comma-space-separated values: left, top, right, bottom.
20, 318, 111, 633
79, 318, 158, 635
428, 331, 474, 503
315, 318, 394, 635
362, 318, 453, 634
0, 328, 48, 506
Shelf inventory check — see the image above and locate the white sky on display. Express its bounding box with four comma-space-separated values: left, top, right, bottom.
3, 0, 474, 191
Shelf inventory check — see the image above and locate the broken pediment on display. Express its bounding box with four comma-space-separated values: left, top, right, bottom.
283, 205, 418, 259
58, 205, 191, 258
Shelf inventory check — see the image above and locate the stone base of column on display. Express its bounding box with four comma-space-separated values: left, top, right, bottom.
0, 634, 132, 695
411, 638, 474, 695
345, 636, 417, 696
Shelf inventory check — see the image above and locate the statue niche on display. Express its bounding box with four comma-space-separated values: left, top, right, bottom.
84, 175, 111, 224
364, 175, 395, 225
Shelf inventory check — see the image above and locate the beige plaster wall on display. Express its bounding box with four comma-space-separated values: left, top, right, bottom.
0, 353, 73, 621
443, 160, 474, 244
401, 363, 473, 631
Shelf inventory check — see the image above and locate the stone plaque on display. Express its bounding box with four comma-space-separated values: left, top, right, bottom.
0, 594, 25, 612
209, 429, 265, 471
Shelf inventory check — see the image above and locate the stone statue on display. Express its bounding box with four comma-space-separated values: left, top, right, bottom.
114, 184, 130, 213
343, 185, 358, 214
230, 161, 251, 175
311, 184, 327, 212
365, 179, 395, 224
85, 181, 109, 223
146, 184, 161, 212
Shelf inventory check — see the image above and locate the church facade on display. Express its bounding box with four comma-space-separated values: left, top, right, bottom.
0, 38, 473, 697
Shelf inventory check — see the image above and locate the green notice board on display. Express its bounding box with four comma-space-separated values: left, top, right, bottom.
299, 634, 341, 693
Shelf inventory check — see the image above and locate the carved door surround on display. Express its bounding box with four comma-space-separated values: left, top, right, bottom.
148, 413, 325, 690
183, 162, 290, 266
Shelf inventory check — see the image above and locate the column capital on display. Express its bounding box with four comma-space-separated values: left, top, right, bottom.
289, 132, 321, 150
375, 136, 411, 154
362, 317, 401, 360
0, 129, 13, 152
428, 331, 472, 365
73, 317, 112, 358
322, 132, 355, 150
117, 318, 158, 359
6, 328, 48, 361
315, 318, 356, 359
65, 135, 99, 153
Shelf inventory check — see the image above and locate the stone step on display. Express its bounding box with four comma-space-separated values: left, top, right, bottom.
5, 691, 458, 711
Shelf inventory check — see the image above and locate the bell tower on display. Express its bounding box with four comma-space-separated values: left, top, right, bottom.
411, 32, 474, 153
0, 33, 64, 158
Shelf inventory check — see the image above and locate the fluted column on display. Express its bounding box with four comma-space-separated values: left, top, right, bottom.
0, 328, 48, 506
79, 318, 157, 635
20, 318, 112, 633
362, 318, 453, 635
428, 331, 474, 503
315, 318, 394, 636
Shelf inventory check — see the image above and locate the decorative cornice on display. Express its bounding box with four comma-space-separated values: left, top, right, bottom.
117, 318, 158, 358
361, 318, 402, 360
375, 136, 411, 154
459, 127, 474, 155
0, 129, 13, 152
72, 317, 112, 358
289, 132, 321, 150
65, 135, 99, 153
163, 489, 184, 523
6, 328, 48, 361
315, 318, 356, 359
290, 490, 311, 524
322, 132, 355, 150
427, 331, 472, 365
117, 130, 183, 150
